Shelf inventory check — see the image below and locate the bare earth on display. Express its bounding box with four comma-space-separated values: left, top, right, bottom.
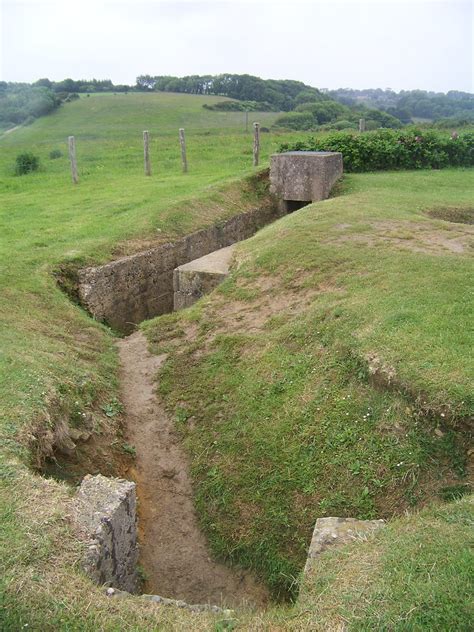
117, 331, 269, 608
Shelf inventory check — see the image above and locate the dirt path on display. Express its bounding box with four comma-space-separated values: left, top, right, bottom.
0, 124, 22, 139
117, 332, 269, 608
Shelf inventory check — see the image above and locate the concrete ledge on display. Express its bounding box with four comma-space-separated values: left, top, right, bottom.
304, 516, 385, 575
173, 244, 235, 310
73, 474, 139, 593
270, 151, 343, 202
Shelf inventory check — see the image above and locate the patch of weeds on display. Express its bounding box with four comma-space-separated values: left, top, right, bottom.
121, 443, 136, 457
426, 206, 474, 225
439, 484, 472, 502
214, 618, 239, 631
101, 398, 123, 418
175, 407, 191, 426
136, 564, 148, 584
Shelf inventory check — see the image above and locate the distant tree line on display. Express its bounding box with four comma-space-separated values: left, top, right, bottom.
135, 73, 406, 130
136, 73, 326, 111
0, 78, 130, 128
329, 88, 474, 125
1, 75, 472, 131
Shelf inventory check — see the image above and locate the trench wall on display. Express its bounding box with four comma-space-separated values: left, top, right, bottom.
77, 203, 281, 333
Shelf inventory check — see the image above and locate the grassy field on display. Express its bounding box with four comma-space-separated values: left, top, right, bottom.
1, 91, 473, 630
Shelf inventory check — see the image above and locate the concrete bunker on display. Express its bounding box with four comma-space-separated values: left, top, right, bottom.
270, 151, 343, 213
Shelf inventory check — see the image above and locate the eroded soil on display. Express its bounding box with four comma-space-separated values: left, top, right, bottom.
117, 332, 269, 608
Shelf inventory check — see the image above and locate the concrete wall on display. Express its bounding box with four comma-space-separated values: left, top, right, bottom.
73, 474, 139, 593
78, 204, 281, 333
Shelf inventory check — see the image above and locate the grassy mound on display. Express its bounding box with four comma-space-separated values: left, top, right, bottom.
143, 169, 473, 598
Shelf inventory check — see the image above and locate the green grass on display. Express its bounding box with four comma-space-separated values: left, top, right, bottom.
143, 169, 473, 598
1, 91, 472, 629
0, 92, 304, 466
296, 495, 474, 631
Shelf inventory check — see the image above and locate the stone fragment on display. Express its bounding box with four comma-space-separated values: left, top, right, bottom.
73, 474, 139, 593
304, 516, 385, 574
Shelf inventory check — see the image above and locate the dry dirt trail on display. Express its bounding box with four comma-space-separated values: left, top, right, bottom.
117, 332, 269, 608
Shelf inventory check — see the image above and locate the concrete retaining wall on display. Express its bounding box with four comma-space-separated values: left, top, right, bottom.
77, 204, 281, 333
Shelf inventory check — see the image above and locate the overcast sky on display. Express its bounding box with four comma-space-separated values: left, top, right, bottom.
1, 0, 473, 93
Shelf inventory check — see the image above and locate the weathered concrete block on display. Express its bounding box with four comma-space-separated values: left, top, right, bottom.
304, 517, 385, 575
270, 151, 343, 202
73, 474, 139, 593
173, 244, 235, 310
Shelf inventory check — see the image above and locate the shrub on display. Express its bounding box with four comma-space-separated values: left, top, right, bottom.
273, 111, 315, 130
49, 149, 62, 159
15, 152, 40, 175
278, 129, 474, 172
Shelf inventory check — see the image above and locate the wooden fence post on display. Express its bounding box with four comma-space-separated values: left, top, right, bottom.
253, 122, 260, 167
359, 118, 366, 133
179, 128, 188, 173
68, 135, 78, 184
143, 130, 151, 176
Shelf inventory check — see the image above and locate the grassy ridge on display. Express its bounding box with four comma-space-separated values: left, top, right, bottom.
143, 169, 473, 597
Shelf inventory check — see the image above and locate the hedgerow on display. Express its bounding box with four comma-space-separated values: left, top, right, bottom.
278, 129, 474, 172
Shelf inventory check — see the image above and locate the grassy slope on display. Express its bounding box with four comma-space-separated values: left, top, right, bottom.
143, 169, 473, 600
296, 495, 474, 631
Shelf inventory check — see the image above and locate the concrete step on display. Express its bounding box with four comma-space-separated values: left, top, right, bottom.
173, 244, 236, 310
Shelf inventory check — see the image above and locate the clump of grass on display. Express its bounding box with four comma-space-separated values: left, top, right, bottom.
426, 205, 474, 224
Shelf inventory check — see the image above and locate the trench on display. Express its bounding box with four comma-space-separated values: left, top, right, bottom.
73, 200, 284, 334
69, 199, 289, 606
117, 331, 270, 608
49, 160, 345, 607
